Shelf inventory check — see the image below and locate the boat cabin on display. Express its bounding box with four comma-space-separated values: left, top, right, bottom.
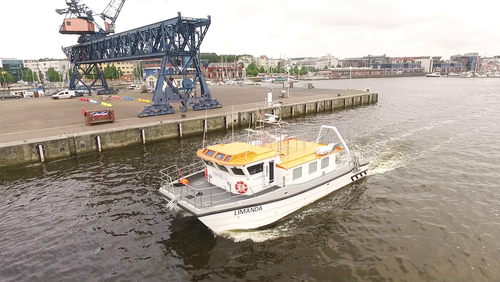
197, 138, 343, 196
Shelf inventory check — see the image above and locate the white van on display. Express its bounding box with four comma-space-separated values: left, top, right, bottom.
10, 90, 30, 98
51, 90, 83, 100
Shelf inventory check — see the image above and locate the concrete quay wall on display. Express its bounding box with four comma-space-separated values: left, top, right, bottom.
0, 92, 378, 168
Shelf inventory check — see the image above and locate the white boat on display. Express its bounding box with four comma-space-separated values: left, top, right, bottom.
459, 72, 473, 78
159, 110, 369, 234
448, 73, 459, 77
426, 72, 441, 77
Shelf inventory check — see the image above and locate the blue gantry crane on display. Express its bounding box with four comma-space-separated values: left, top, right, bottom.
56, 0, 222, 117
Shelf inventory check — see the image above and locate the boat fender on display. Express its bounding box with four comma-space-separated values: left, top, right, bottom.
235, 181, 248, 194
82, 108, 86, 116
205, 167, 208, 179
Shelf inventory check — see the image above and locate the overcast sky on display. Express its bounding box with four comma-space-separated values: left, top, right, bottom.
1, 0, 499, 61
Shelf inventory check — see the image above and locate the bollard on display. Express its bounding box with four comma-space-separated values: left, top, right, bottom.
95, 135, 102, 152
140, 128, 146, 144
37, 144, 45, 163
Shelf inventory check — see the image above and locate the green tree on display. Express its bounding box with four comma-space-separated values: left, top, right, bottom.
292, 66, 299, 75
103, 63, 115, 79
246, 62, 259, 76
337, 63, 342, 68
299, 66, 308, 75
23, 69, 39, 82
275, 61, 285, 74
133, 62, 144, 81
200, 53, 220, 63
87, 66, 99, 80
0, 70, 14, 84
323, 65, 329, 69
46, 67, 61, 82
68, 68, 82, 80
259, 66, 266, 73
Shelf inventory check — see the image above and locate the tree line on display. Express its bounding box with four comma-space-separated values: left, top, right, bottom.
245, 62, 310, 77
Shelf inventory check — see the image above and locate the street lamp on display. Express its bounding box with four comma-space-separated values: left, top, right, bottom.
349, 66, 353, 90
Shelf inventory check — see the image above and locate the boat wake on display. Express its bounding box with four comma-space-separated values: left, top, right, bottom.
220, 225, 295, 242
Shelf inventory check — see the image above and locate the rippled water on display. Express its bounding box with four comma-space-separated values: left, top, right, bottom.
1, 77, 499, 281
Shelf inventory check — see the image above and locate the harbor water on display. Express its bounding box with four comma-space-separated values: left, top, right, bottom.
1, 77, 499, 281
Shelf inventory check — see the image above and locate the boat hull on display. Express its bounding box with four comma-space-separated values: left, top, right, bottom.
195, 163, 369, 234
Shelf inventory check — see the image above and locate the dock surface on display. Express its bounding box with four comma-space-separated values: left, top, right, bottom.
0, 85, 367, 145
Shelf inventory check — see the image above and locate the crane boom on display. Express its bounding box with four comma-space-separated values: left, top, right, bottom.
100, 0, 126, 33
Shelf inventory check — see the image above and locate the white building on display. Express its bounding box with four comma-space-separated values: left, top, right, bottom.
256, 55, 278, 69
413, 57, 434, 73
24, 60, 71, 76
316, 53, 339, 69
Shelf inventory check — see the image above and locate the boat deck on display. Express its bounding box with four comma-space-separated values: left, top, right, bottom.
161, 171, 282, 210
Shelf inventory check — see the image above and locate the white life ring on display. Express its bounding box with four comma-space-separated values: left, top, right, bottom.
235, 181, 248, 194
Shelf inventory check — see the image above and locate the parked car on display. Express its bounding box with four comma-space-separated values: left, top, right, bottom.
0, 93, 22, 99
51, 90, 83, 100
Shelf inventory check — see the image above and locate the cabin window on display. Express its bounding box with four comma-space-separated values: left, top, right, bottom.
231, 167, 245, 175
248, 163, 264, 175
216, 163, 228, 173
66, 21, 71, 26
293, 167, 302, 180
206, 150, 215, 157
224, 155, 232, 162
321, 157, 329, 169
203, 159, 214, 167
309, 161, 317, 174
215, 153, 225, 160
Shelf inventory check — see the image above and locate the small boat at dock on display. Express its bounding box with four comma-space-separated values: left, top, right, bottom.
159, 109, 369, 234
426, 72, 441, 77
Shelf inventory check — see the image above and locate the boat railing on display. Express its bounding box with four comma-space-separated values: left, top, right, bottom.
160, 161, 206, 190
166, 180, 264, 210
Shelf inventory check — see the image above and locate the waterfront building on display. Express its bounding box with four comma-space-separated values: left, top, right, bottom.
391, 56, 434, 73
380, 63, 424, 74
205, 63, 243, 80
0, 58, 25, 82
316, 53, 339, 70
480, 57, 500, 72
364, 54, 391, 69
256, 55, 278, 69
318, 67, 383, 78
432, 62, 463, 73
340, 57, 369, 68
450, 52, 481, 71
114, 61, 136, 79
143, 58, 163, 78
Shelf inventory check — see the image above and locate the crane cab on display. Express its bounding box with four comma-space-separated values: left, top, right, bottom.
60, 18, 95, 34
